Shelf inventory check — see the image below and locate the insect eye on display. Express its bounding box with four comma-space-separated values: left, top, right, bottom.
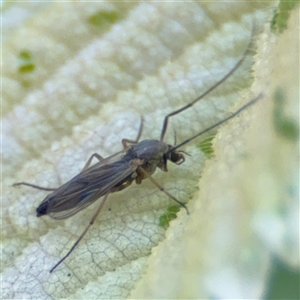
168, 151, 184, 164
175, 155, 185, 165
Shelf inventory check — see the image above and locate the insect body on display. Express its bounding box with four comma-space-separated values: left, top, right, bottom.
13, 34, 260, 272
36, 156, 143, 219
35, 139, 186, 220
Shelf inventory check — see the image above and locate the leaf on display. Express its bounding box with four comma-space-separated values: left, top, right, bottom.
3, 2, 295, 299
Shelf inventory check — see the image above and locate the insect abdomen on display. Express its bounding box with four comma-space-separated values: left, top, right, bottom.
36, 201, 49, 217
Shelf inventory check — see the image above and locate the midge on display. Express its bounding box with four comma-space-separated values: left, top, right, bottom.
14, 38, 260, 273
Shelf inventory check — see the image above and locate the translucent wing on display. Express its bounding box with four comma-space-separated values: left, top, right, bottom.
37, 151, 138, 220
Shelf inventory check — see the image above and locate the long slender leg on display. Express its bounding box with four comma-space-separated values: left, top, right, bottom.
13, 153, 105, 190
139, 167, 189, 215
122, 117, 144, 149
81, 153, 104, 171
12, 182, 56, 191
50, 192, 110, 273
159, 36, 253, 142
110, 180, 133, 193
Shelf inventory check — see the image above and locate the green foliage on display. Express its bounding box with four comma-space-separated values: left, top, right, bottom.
18, 50, 35, 74
19, 50, 32, 61
264, 257, 300, 299
159, 206, 180, 229
18, 63, 35, 73
270, 0, 299, 33
88, 10, 120, 27
198, 135, 216, 158
273, 88, 299, 141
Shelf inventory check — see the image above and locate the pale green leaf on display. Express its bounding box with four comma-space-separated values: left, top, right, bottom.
3, 2, 298, 300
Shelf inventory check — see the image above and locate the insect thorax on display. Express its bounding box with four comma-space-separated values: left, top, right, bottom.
124, 139, 184, 174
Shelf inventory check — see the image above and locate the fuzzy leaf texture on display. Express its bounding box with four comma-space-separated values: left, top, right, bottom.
2, 2, 299, 299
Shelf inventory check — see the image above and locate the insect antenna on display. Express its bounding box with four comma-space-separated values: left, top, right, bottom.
173, 130, 177, 146
168, 93, 263, 154
178, 150, 191, 157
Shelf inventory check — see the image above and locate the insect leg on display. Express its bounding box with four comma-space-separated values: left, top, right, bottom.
50, 192, 110, 273
81, 153, 104, 171
122, 117, 144, 149
14, 153, 105, 190
12, 182, 57, 191
159, 37, 253, 142
13, 153, 103, 190
110, 179, 133, 193
138, 167, 189, 215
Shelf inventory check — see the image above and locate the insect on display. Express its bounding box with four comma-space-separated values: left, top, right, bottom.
13, 35, 261, 273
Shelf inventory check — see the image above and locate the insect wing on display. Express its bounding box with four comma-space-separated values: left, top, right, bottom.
38, 151, 135, 220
